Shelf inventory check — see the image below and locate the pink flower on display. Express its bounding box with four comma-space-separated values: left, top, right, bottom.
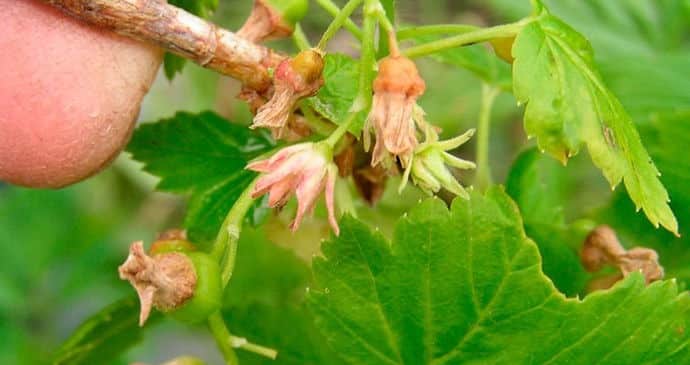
251, 50, 324, 139
247, 142, 340, 235
364, 56, 426, 167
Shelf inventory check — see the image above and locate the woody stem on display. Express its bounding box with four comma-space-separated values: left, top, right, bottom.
41, 0, 283, 90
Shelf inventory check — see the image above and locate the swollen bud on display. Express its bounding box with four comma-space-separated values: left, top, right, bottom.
118, 231, 222, 325
252, 50, 324, 139
237, 0, 309, 43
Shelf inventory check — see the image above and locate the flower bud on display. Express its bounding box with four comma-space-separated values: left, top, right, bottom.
247, 142, 339, 234
252, 50, 324, 139
364, 56, 426, 167
399, 129, 476, 199
237, 0, 308, 43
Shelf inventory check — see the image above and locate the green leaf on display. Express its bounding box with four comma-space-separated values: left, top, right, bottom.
163, 53, 187, 81
127, 111, 274, 244
223, 227, 342, 365
164, 0, 218, 79
305, 54, 365, 135
512, 8, 677, 234
506, 148, 588, 296
52, 297, 157, 365
309, 189, 690, 365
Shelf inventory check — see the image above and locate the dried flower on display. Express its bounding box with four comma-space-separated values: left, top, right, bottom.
364, 55, 426, 167
399, 128, 476, 199
118, 241, 196, 325
581, 225, 664, 291
237, 0, 300, 43
247, 142, 339, 234
252, 50, 324, 139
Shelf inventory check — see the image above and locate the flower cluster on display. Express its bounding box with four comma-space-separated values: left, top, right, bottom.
400, 128, 476, 199
247, 142, 340, 235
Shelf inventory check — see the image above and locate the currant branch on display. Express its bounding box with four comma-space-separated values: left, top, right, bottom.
41, 0, 283, 90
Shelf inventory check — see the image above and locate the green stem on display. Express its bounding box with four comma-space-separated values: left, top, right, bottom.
292, 23, 311, 51
316, 0, 364, 50
323, 0, 378, 148
208, 312, 239, 365
402, 20, 529, 59
299, 102, 337, 136
475, 83, 500, 191
396, 24, 479, 40
324, 113, 358, 148
230, 336, 279, 359
210, 178, 258, 287
315, 0, 363, 40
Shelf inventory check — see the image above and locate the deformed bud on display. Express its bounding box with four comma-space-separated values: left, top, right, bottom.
252, 50, 324, 139
618, 247, 664, 283
581, 225, 664, 291
364, 56, 426, 167
399, 129, 476, 199
580, 225, 626, 272
247, 142, 340, 234
118, 241, 196, 326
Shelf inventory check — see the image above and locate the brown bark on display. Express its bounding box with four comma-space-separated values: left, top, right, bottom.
41, 0, 284, 90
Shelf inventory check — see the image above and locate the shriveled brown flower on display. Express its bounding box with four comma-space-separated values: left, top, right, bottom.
364, 55, 426, 167
237, 0, 294, 43
252, 50, 324, 139
580, 225, 664, 291
118, 241, 196, 325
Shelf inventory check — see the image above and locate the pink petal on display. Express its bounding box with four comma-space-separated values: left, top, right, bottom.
246, 159, 273, 173
267, 177, 295, 207
325, 167, 339, 235
290, 170, 326, 232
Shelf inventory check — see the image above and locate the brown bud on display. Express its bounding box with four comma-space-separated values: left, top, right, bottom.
353, 164, 388, 205
618, 247, 664, 283
118, 242, 197, 326
580, 225, 625, 272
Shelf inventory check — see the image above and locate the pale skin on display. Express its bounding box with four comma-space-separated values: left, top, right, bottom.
0, 0, 162, 188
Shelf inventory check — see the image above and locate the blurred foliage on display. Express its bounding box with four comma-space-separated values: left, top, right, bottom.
2, 0, 690, 364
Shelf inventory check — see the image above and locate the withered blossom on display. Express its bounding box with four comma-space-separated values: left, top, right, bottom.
364, 55, 426, 167
252, 50, 324, 139
247, 142, 339, 234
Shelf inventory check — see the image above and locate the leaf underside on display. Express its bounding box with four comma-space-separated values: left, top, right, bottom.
512, 9, 677, 234
309, 189, 690, 365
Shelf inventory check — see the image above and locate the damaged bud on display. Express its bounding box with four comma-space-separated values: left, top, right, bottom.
400, 129, 476, 199
364, 55, 426, 167
237, 0, 308, 43
247, 142, 340, 234
118, 236, 221, 326
252, 49, 324, 139
581, 225, 664, 290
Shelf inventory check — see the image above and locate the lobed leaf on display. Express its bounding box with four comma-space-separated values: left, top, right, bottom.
512, 6, 677, 234
309, 188, 690, 364
506, 148, 588, 296
127, 111, 274, 244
